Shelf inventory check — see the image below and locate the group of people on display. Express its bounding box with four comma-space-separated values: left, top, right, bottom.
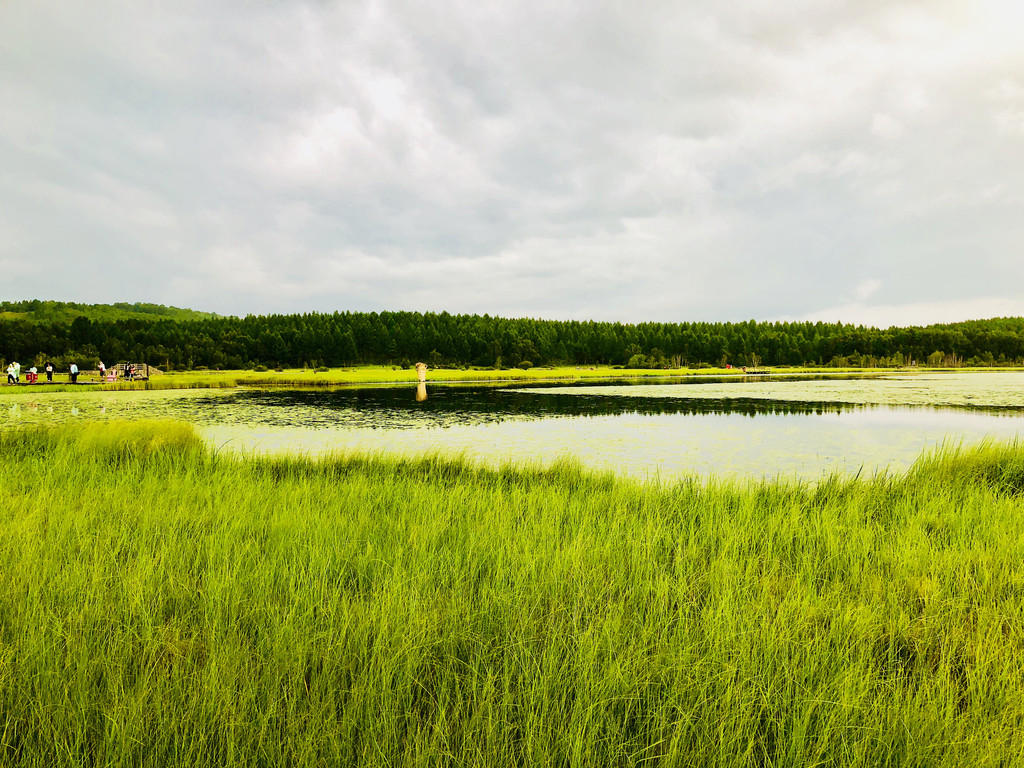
6, 360, 71, 384
4, 360, 135, 385
95, 361, 137, 382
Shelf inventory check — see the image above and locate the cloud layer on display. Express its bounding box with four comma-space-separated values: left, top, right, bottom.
2, 0, 1022, 326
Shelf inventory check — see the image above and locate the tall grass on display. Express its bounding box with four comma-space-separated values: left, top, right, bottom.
2, 423, 1024, 765
0, 365, 888, 396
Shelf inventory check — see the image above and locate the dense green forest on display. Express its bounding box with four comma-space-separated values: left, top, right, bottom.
0, 299, 215, 325
2, 301, 1024, 370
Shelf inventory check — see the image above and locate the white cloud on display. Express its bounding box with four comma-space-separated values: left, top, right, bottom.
871, 113, 904, 140
991, 78, 1024, 136
853, 279, 882, 302
793, 297, 1024, 328
1, 0, 1023, 323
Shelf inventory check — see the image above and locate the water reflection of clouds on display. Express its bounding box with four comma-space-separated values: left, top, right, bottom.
197, 407, 1024, 481
834, 407, 1024, 429
523, 371, 1024, 411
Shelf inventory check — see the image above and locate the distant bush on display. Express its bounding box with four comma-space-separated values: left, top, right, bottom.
314, 367, 329, 373
253, 364, 268, 372
518, 361, 533, 370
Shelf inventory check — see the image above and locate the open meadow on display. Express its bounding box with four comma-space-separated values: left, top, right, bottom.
2, 422, 1024, 765
1, 364, 909, 394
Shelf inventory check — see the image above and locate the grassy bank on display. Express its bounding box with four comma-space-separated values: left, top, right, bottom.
0, 363, 960, 395
2, 365, 747, 393
2, 424, 1024, 765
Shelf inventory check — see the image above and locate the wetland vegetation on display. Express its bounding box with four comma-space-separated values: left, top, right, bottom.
2, 422, 1024, 765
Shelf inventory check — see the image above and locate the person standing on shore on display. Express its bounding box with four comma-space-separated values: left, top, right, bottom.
69, 362, 79, 383
6, 362, 16, 384
98, 361, 106, 381
44, 361, 54, 382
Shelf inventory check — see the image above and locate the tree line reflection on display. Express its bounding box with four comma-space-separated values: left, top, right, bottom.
227, 386, 1024, 430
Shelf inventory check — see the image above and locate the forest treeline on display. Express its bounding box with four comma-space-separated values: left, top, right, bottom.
2, 301, 1024, 370
0, 299, 214, 325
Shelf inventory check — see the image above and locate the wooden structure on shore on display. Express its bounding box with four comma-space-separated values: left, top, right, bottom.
108, 363, 161, 381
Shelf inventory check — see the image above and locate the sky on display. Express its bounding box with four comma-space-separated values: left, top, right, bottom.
2, 0, 1023, 328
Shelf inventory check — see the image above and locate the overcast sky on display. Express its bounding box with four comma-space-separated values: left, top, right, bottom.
2, 0, 1023, 327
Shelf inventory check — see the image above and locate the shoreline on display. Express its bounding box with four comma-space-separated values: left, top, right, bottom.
3, 364, 1019, 396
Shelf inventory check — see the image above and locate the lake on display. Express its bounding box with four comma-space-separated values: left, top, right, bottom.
3, 371, 1023, 480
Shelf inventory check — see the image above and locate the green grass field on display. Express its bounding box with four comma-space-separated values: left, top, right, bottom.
6, 364, 748, 392
1, 363, 923, 396
2, 423, 1024, 765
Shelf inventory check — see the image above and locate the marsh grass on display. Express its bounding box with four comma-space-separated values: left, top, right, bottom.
0, 367, 706, 397
132, 366, 723, 391
0, 365, 895, 397
2, 423, 1024, 766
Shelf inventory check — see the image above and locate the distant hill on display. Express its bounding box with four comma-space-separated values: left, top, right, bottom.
0, 300, 217, 324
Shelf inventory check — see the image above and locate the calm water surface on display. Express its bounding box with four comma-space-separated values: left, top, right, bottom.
3, 372, 1024, 480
